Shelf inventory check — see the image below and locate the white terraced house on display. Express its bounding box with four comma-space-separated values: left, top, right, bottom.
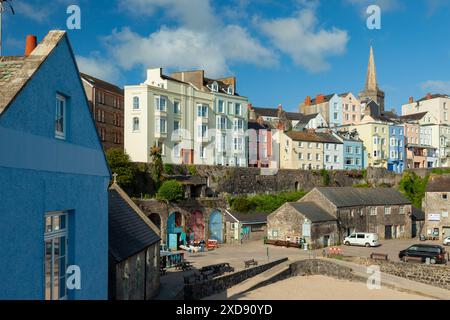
124, 68, 248, 166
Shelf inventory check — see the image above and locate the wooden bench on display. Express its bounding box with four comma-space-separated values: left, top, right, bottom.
403, 256, 423, 264
244, 259, 258, 268
370, 253, 388, 261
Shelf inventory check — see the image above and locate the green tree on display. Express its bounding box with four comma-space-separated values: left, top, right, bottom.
150, 145, 164, 189
106, 148, 136, 188
156, 180, 184, 202
399, 172, 429, 209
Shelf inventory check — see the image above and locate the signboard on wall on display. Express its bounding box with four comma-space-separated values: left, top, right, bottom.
428, 214, 441, 221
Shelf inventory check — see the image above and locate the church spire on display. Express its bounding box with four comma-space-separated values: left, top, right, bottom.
365, 46, 378, 91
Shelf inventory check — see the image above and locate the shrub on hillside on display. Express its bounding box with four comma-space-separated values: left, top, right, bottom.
156, 180, 184, 202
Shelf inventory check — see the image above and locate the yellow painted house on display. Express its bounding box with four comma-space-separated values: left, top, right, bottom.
347, 114, 390, 168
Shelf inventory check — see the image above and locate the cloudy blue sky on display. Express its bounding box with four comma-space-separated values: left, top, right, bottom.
2, 0, 450, 112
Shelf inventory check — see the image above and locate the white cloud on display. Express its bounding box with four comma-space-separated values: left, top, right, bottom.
259, 7, 349, 72
106, 0, 277, 77
103, 26, 277, 77
119, 0, 216, 30
421, 80, 450, 93
76, 55, 121, 83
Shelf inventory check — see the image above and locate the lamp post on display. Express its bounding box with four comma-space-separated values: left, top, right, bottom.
0, 0, 15, 56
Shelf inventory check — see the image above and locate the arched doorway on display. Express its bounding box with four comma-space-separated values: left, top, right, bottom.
167, 212, 183, 250
209, 210, 223, 243
148, 213, 161, 229
187, 211, 205, 244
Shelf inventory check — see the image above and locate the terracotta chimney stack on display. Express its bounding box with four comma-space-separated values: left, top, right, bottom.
25, 35, 38, 57
426, 93, 432, 100
305, 96, 312, 106
409, 97, 414, 104
316, 94, 325, 104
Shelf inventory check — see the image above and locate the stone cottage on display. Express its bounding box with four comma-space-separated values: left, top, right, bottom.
299, 187, 413, 241
109, 181, 161, 300
267, 202, 337, 249
225, 211, 268, 244
422, 175, 450, 240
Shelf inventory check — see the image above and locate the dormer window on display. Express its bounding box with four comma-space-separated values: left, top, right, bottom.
212, 82, 219, 92
227, 86, 234, 95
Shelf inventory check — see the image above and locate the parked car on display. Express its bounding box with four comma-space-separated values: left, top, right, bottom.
399, 244, 447, 264
344, 233, 380, 247
443, 236, 450, 246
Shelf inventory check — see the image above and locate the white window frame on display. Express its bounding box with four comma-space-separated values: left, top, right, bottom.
133, 117, 140, 132
44, 211, 69, 300
55, 94, 66, 140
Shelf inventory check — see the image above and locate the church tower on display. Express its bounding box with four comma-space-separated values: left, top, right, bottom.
359, 46, 385, 112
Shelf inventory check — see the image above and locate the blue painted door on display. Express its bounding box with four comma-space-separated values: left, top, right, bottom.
209, 211, 223, 243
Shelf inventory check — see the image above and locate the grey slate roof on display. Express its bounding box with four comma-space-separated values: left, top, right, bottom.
426, 175, 450, 192
109, 187, 160, 263
286, 112, 319, 123
315, 187, 411, 208
80, 72, 124, 95
253, 107, 279, 118
288, 202, 336, 223
399, 112, 428, 122
226, 211, 267, 224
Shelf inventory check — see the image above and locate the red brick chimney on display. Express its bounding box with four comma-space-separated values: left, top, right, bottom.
409, 97, 414, 104
305, 96, 312, 106
426, 93, 432, 100
316, 94, 325, 104
247, 103, 254, 110
25, 35, 38, 57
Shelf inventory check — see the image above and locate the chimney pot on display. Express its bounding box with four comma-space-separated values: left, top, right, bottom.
305, 96, 312, 106
426, 93, 432, 100
316, 94, 325, 104
409, 97, 414, 104
25, 35, 38, 57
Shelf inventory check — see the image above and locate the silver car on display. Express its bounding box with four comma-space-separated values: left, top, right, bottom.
443, 236, 450, 246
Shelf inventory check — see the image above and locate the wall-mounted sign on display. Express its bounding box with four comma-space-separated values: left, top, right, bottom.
428, 214, 441, 221
442, 212, 449, 218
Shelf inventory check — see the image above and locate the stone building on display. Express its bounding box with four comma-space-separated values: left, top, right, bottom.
224, 211, 267, 244
267, 202, 338, 249
108, 182, 161, 300
81, 73, 124, 151
300, 187, 413, 241
422, 175, 450, 239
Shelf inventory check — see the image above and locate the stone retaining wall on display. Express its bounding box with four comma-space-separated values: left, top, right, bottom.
349, 257, 450, 290
245, 259, 363, 294
183, 258, 288, 300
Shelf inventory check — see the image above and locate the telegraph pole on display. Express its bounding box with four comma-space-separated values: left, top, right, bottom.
0, 0, 15, 56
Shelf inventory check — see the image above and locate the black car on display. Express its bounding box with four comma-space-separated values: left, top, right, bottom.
399, 244, 447, 264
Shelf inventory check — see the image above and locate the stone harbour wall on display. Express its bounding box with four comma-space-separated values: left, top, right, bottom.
183, 258, 289, 300
350, 257, 450, 290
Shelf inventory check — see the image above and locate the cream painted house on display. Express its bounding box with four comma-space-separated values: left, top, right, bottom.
348, 115, 390, 168
402, 94, 450, 126
279, 131, 342, 170
124, 68, 248, 166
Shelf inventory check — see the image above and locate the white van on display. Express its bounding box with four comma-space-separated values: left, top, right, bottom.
344, 233, 380, 247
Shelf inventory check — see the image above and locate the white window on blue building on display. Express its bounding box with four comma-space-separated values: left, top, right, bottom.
44, 211, 69, 300
55, 95, 66, 139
